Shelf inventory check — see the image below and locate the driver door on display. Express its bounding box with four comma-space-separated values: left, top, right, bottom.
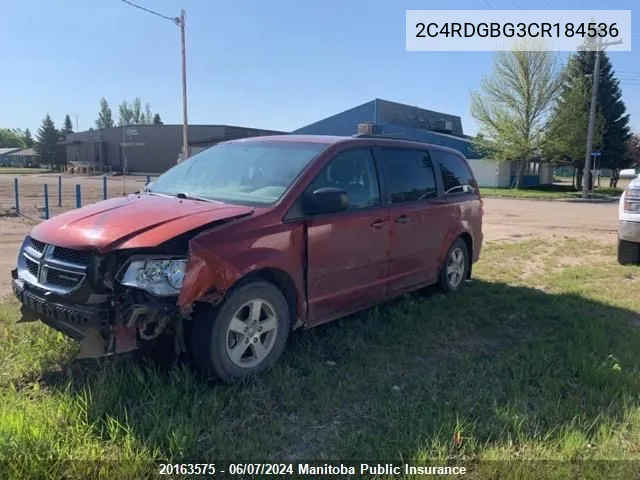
303, 148, 391, 326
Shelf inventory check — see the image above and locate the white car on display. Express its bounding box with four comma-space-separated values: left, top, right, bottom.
618, 174, 640, 264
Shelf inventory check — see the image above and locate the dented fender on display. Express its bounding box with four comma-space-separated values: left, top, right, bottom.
177, 240, 242, 309
177, 222, 307, 321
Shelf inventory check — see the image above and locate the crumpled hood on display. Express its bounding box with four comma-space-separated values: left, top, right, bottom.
29, 193, 254, 253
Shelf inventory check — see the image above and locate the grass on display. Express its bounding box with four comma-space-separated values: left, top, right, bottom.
0, 167, 51, 175
480, 184, 624, 200
3, 238, 640, 478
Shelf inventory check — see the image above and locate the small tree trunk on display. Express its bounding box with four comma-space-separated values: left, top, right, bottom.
514, 158, 527, 189
576, 166, 584, 192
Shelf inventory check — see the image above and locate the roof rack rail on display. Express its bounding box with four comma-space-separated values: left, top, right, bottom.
351, 133, 430, 143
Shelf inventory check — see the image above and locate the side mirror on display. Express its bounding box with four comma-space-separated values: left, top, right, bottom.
303, 187, 349, 215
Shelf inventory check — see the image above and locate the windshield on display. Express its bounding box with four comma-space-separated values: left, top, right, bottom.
148, 140, 329, 206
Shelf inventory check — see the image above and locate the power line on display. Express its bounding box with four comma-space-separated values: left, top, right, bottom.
118, 0, 177, 23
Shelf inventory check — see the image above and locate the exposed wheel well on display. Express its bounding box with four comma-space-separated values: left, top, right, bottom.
233, 268, 298, 328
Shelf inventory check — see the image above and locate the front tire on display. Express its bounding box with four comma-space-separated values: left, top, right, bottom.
189, 280, 290, 382
618, 238, 640, 265
439, 238, 470, 293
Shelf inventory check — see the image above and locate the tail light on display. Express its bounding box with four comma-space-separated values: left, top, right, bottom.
624, 188, 640, 213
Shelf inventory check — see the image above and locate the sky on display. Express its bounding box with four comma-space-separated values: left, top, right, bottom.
1, 0, 639, 137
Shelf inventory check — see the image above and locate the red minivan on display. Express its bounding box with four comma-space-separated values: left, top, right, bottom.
11, 135, 483, 381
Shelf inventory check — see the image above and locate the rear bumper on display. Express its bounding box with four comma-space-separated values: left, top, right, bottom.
619, 220, 640, 243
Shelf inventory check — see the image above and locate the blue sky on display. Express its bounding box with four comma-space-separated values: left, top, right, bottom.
1, 0, 638, 136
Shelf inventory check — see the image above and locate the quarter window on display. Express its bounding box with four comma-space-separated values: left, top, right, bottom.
381, 148, 438, 204
431, 150, 476, 195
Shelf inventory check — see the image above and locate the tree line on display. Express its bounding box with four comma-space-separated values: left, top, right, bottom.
95, 97, 162, 128
0, 97, 163, 171
471, 46, 636, 189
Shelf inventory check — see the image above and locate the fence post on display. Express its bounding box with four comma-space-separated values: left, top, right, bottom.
75, 184, 81, 208
43, 184, 50, 220
57, 176, 62, 207
13, 177, 19, 214
103, 175, 108, 200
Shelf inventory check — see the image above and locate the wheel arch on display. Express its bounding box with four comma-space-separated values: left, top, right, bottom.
224, 267, 300, 329
457, 231, 473, 278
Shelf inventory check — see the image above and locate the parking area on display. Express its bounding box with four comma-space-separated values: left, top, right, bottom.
0, 197, 619, 296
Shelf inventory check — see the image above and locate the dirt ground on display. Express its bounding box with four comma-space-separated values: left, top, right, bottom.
0, 192, 620, 297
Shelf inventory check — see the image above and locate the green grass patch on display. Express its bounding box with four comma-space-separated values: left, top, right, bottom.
480, 184, 623, 200
3, 238, 640, 478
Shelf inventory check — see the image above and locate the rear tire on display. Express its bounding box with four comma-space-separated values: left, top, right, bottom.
189, 280, 290, 382
618, 238, 640, 265
438, 238, 470, 293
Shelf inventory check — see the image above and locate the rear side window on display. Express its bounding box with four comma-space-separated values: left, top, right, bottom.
381, 148, 438, 204
430, 149, 476, 196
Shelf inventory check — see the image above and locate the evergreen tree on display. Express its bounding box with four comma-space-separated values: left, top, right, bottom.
96, 98, 115, 129
152, 113, 163, 125
63, 114, 74, 134
23, 128, 34, 148
35, 114, 65, 171
544, 58, 605, 189
576, 50, 631, 186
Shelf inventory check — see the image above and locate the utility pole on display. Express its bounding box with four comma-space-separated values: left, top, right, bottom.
582, 34, 623, 199
176, 9, 189, 162
119, 0, 190, 163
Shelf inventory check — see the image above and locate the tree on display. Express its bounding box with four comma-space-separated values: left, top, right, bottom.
35, 114, 65, 171
578, 50, 631, 188
471, 49, 563, 188
23, 128, 34, 148
626, 133, 640, 169
544, 58, 605, 189
546, 50, 631, 188
63, 114, 74, 134
96, 97, 114, 129
152, 113, 163, 125
118, 100, 133, 126
0, 128, 26, 148
118, 97, 159, 125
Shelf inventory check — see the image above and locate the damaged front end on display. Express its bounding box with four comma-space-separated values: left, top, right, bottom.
11, 237, 193, 360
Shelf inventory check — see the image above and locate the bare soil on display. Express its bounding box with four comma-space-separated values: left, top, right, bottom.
0, 189, 620, 297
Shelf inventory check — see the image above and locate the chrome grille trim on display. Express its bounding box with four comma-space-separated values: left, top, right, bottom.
17, 240, 90, 295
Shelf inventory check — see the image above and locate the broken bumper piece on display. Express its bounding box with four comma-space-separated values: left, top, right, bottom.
11, 276, 138, 359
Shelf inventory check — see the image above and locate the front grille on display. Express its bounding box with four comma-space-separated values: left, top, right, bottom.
46, 269, 83, 288
51, 247, 91, 266
25, 258, 38, 277
28, 237, 46, 254
18, 240, 92, 294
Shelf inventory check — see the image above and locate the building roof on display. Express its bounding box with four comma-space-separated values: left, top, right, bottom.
0, 147, 21, 155
8, 147, 37, 156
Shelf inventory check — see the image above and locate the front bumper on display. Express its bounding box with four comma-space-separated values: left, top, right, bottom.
11, 274, 109, 341
619, 220, 640, 243
11, 270, 139, 357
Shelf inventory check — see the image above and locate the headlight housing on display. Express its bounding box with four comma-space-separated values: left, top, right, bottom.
120, 258, 188, 296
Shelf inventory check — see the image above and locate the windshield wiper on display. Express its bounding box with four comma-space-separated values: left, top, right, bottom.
175, 192, 217, 203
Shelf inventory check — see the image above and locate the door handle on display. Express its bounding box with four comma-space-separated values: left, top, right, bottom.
370, 219, 388, 229
394, 215, 410, 224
